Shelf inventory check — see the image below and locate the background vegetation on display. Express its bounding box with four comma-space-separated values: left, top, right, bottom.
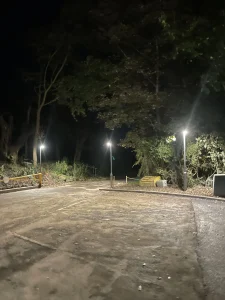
1, 0, 225, 188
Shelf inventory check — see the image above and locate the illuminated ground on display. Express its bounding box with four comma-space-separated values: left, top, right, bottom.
0, 182, 224, 299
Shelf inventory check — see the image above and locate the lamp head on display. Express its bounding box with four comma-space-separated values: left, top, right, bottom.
40, 144, 45, 150
106, 141, 112, 147
183, 130, 188, 136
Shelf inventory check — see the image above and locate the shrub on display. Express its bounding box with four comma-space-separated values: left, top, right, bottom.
72, 162, 90, 180
53, 161, 69, 175
0, 159, 93, 187
0, 162, 39, 178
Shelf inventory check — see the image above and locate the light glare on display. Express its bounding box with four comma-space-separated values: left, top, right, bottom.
106, 142, 112, 147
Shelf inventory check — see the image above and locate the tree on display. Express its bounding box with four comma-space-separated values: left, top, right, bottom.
187, 134, 225, 177
0, 114, 13, 159
120, 131, 174, 175
26, 45, 68, 166
24, 0, 225, 176
9, 124, 34, 163
34, 51, 67, 166
0, 112, 34, 163
61, 0, 222, 135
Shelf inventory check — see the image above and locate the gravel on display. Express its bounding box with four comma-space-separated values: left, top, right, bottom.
115, 183, 215, 197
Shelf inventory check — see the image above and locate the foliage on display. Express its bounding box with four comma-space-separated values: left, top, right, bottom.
121, 132, 174, 177
0, 163, 39, 178
72, 162, 90, 180
53, 160, 69, 175
187, 134, 225, 177
0, 159, 92, 185
121, 132, 225, 187
46, 160, 90, 180
52, 1, 225, 140
19, 1, 225, 180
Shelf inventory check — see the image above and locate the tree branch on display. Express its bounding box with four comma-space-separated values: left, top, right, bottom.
43, 49, 58, 90
50, 55, 68, 87
41, 54, 68, 107
43, 97, 59, 107
118, 45, 128, 58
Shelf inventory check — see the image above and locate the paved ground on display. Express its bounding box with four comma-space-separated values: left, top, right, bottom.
192, 199, 225, 300
0, 182, 224, 299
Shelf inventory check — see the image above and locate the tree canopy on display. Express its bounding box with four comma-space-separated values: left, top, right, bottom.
22, 0, 225, 177
48, 0, 225, 135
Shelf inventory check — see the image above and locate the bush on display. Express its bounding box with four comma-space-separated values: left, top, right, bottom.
0, 159, 93, 187
42, 160, 91, 181
72, 162, 90, 180
0, 162, 39, 178
53, 161, 69, 175
156, 168, 177, 185
187, 134, 225, 178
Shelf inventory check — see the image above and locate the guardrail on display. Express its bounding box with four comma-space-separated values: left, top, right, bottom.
125, 176, 140, 184
0, 173, 43, 188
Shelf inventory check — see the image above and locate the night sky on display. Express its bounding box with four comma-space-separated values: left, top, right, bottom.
1, 0, 225, 178
0, 1, 137, 177
1, 1, 61, 114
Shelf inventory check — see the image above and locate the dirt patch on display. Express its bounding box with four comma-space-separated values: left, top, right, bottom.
116, 183, 214, 197
0, 188, 205, 299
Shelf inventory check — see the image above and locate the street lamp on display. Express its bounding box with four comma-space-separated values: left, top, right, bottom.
106, 141, 113, 188
40, 144, 45, 172
182, 130, 188, 191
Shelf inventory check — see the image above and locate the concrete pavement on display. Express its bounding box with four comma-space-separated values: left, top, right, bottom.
0, 182, 224, 299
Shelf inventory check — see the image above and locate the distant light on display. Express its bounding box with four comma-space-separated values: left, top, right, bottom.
183, 130, 188, 136
40, 144, 45, 150
106, 142, 112, 147
172, 136, 176, 141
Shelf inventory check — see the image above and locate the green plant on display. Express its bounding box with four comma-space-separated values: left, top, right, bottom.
121, 132, 174, 177
187, 134, 225, 178
54, 160, 69, 175
72, 162, 90, 180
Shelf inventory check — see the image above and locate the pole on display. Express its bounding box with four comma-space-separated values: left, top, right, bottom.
110, 145, 113, 188
183, 133, 187, 191
40, 147, 42, 172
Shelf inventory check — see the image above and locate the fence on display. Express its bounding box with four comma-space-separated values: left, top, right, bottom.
125, 176, 140, 185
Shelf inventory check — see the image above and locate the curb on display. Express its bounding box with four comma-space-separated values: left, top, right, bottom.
99, 188, 225, 202
0, 186, 38, 194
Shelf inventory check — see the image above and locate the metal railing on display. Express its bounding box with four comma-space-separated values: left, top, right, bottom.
0, 173, 43, 189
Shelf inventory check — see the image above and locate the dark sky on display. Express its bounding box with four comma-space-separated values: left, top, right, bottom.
1, 0, 62, 115
0, 1, 136, 175
1, 0, 225, 177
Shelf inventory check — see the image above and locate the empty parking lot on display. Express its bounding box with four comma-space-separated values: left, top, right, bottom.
0, 182, 224, 299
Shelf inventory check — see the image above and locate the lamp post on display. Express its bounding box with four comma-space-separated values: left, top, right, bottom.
183, 130, 188, 191
40, 144, 45, 172
106, 141, 113, 188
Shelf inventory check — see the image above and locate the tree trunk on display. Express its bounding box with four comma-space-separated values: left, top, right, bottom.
74, 137, 86, 162
31, 52, 67, 166
155, 40, 161, 125
9, 124, 34, 163
74, 143, 83, 162
0, 115, 13, 159
33, 109, 41, 166
25, 106, 31, 159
